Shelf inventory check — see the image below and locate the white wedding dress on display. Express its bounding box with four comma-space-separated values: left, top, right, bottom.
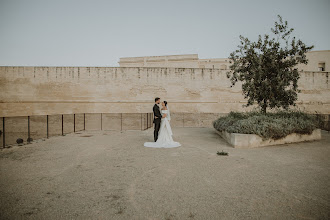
144, 109, 181, 148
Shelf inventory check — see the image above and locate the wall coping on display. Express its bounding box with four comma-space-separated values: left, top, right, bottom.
216, 129, 322, 148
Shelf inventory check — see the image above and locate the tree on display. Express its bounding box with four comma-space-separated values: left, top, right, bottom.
227, 15, 314, 113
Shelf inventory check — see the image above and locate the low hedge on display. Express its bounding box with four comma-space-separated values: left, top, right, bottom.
213, 111, 319, 140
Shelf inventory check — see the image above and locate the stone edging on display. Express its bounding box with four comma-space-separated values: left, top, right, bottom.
215, 129, 322, 148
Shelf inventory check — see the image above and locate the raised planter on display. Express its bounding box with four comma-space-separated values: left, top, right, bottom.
216, 129, 322, 148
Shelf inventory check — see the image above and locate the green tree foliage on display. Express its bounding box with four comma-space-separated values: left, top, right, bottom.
227, 15, 314, 113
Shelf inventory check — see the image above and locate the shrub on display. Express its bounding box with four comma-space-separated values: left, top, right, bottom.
217, 150, 229, 156
213, 111, 318, 140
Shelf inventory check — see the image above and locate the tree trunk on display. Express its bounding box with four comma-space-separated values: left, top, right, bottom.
262, 100, 267, 114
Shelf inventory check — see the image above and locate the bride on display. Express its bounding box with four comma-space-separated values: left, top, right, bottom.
144, 101, 181, 148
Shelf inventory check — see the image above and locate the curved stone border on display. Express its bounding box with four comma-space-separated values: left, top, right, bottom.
216, 129, 322, 148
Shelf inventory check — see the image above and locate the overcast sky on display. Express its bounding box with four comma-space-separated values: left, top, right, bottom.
0, 0, 329, 66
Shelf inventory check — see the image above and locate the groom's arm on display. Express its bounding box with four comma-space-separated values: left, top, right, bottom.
153, 106, 162, 119
155, 110, 162, 118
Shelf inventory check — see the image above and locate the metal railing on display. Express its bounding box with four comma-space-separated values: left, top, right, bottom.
0, 113, 153, 148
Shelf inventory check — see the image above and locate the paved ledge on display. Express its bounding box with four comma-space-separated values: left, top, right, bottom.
216, 129, 322, 148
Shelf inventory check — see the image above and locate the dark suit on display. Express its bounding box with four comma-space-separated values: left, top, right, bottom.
153, 104, 162, 142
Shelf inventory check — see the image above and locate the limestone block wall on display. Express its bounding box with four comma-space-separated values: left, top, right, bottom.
0, 66, 329, 147
75, 113, 84, 132
101, 113, 121, 130
296, 50, 330, 72
30, 115, 47, 140
48, 115, 62, 137
119, 54, 200, 68
63, 114, 74, 134
5, 116, 28, 146
0, 67, 329, 117
85, 113, 102, 131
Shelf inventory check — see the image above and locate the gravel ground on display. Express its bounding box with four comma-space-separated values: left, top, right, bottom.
0, 128, 329, 220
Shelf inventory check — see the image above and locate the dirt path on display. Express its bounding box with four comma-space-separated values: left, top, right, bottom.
0, 128, 329, 219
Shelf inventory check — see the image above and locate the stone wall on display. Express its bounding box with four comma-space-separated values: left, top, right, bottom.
0, 66, 329, 147
297, 50, 330, 72
1, 67, 329, 117
119, 54, 200, 68
121, 50, 330, 72
118, 54, 230, 69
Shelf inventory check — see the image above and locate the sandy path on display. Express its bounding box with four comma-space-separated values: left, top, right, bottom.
0, 128, 329, 219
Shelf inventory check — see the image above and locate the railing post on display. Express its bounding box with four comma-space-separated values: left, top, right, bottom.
101, 113, 102, 130
74, 114, 76, 133
2, 117, 5, 148
84, 113, 85, 130
28, 116, 31, 143
121, 113, 123, 131
328, 114, 330, 133
62, 114, 64, 136
47, 115, 49, 138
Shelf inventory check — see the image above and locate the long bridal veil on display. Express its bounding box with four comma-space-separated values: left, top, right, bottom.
167, 106, 171, 121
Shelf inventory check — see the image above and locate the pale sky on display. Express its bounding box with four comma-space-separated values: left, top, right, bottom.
0, 0, 329, 67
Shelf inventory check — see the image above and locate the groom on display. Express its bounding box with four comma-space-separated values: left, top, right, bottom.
153, 97, 162, 142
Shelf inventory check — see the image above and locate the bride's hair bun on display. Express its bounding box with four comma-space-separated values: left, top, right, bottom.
164, 101, 167, 106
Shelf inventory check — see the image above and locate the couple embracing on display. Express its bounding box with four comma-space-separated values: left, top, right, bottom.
144, 97, 181, 148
